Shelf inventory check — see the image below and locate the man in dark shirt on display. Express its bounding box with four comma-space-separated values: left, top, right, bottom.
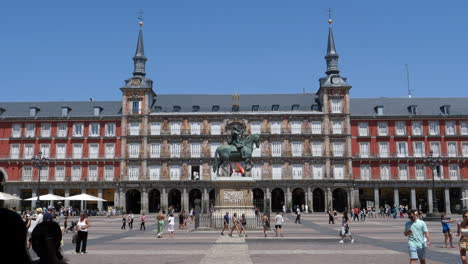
43, 206, 54, 222
221, 212, 229, 236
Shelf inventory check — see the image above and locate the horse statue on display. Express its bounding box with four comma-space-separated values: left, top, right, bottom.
212, 134, 260, 176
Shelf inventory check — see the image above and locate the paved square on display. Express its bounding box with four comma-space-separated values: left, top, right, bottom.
62, 213, 461, 264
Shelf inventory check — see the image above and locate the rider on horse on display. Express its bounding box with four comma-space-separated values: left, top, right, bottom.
228, 125, 246, 158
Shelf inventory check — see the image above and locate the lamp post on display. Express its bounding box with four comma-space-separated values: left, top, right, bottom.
32, 151, 49, 208
424, 150, 442, 214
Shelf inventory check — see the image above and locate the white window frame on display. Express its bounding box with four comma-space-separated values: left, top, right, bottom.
55, 166, 65, 181
251, 165, 262, 180
89, 123, 100, 137
358, 122, 368, 136
129, 122, 140, 136
73, 123, 84, 137
395, 121, 406, 136
25, 123, 35, 138
448, 164, 459, 180
379, 142, 389, 158
447, 142, 457, 157
72, 165, 82, 181
128, 143, 140, 158
190, 122, 201, 135
292, 164, 303, 180
270, 121, 281, 134
40, 144, 50, 158
210, 142, 220, 158
169, 165, 181, 180
462, 142, 468, 157
40, 123, 51, 138
397, 142, 408, 157
104, 165, 114, 181
332, 142, 344, 157
398, 164, 408, 180
271, 141, 282, 157
211, 122, 221, 135
149, 143, 160, 158
252, 142, 261, 157
415, 164, 425, 180
128, 165, 140, 181
461, 122, 468, 136
332, 120, 343, 134
412, 121, 422, 136
312, 142, 323, 157
10, 144, 20, 159
149, 165, 161, 181
88, 143, 99, 158
380, 164, 390, 180
170, 143, 181, 158
87, 165, 98, 181
272, 164, 282, 179
428, 121, 440, 136
73, 144, 83, 159
333, 164, 344, 179
290, 121, 301, 134
105, 143, 115, 158
377, 122, 388, 136
150, 122, 161, 135
250, 121, 261, 134
22, 166, 32, 181
190, 143, 201, 158
24, 144, 34, 159
413, 142, 425, 157
330, 98, 343, 113
360, 164, 370, 180
40, 166, 49, 181
57, 123, 67, 137
56, 144, 66, 159
359, 142, 369, 158
291, 141, 302, 157
311, 121, 322, 134
313, 164, 323, 179
11, 124, 22, 138
430, 142, 441, 157
445, 121, 456, 136
170, 122, 181, 135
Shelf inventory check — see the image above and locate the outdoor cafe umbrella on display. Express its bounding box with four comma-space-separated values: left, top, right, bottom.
0, 191, 22, 201
25, 194, 66, 201
65, 194, 106, 210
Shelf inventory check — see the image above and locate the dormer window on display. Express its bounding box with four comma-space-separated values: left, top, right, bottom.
252, 105, 259, 112
272, 105, 279, 111
440, 105, 450, 116
192, 106, 200, 112
375, 105, 384, 116
154, 106, 162, 112
311, 104, 321, 112
232, 105, 239, 112
291, 105, 299, 111
408, 105, 417, 116
212, 105, 219, 112
61, 107, 70, 116
0, 107, 5, 116
30, 107, 38, 117
93, 107, 102, 116
173, 106, 181, 112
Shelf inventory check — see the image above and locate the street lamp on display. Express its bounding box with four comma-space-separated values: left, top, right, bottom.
424, 150, 442, 214
32, 151, 49, 208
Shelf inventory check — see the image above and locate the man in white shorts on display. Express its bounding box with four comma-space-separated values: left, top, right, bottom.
404, 209, 431, 264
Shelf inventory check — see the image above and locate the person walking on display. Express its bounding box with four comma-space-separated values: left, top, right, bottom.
404, 209, 431, 264
127, 212, 134, 230
63, 216, 68, 234
157, 211, 166, 238
274, 212, 284, 237
240, 213, 247, 237
456, 211, 468, 264
339, 212, 354, 243
178, 211, 184, 229
221, 212, 229, 236
167, 213, 175, 238
295, 207, 301, 224
121, 214, 126, 230
262, 214, 270, 237
353, 207, 359, 221
441, 214, 456, 248
74, 213, 91, 254
140, 213, 146, 231
328, 209, 335, 224
228, 213, 240, 237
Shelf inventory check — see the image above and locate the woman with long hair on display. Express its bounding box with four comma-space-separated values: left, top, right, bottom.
339, 212, 354, 244
457, 211, 468, 264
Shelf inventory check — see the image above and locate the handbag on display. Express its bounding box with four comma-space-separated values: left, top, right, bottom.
72, 233, 77, 244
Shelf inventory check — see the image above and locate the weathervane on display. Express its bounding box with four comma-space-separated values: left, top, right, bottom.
137, 9, 144, 27
328, 8, 333, 25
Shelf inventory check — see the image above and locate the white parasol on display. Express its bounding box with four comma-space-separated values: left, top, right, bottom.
25, 194, 66, 201
65, 193, 106, 201
0, 191, 22, 201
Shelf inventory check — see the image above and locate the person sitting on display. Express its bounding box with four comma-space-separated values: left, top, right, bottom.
0, 208, 32, 264
31, 221, 68, 264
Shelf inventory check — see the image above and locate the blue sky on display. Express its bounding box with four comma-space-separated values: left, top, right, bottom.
1, 0, 467, 102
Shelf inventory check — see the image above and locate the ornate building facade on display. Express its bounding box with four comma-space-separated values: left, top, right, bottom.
0, 22, 466, 214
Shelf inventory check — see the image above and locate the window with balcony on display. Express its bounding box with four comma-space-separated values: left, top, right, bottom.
73, 144, 83, 158
380, 164, 390, 180
55, 166, 65, 181
10, 144, 20, 159
449, 164, 459, 180
129, 122, 140, 136
56, 144, 66, 159
360, 165, 370, 180
379, 142, 389, 157
170, 143, 181, 158
105, 143, 115, 158
89, 143, 99, 158
251, 165, 261, 180
170, 166, 180, 180
104, 165, 114, 181
40, 144, 50, 158
22, 166, 32, 181
429, 121, 440, 136
272, 164, 282, 179
291, 142, 302, 157
73, 123, 83, 137
412, 121, 422, 136
40, 123, 51, 137
311, 121, 322, 134
430, 142, 441, 157
377, 122, 388, 136
271, 141, 282, 157
169, 122, 181, 135
290, 121, 301, 134
191, 143, 201, 158
89, 123, 100, 137
332, 120, 343, 134
359, 142, 369, 158
149, 165, 161, 180
72, 165, 82, 181
445, 121, 456, 136
25, 124, 35, 138
413, 142, 424, 157
312, 142, 323, 157
292, 164, 303, 180
128, 143, 140, 158
332, 142, 344, 157
57, 123, 67, 137
395, 121, 406, 136
271, 121, 281, 134
190, 122, 201, 135
415, 164, 425, 180
333, 164, 344, 179
313, 164, 323, 179
40, 167, 49, 181
397, 142, 408, 157
211, 122, 221, 135
461, 122, 468, 135
24, 144, 34, 159
128, 165, 140, 181
358, 122, 368, 136
149, 143, 160, 158
330, 98, 343, 113
105, 123, 115, 137
11, 124, 21, 138
463, 143, 468, 157
398, 164, 408, 180
250, 121, 261, 134
210, 142, 220, 157
252, 143, 261, 157
88, 165, 98, 181
447, 142, 457, 157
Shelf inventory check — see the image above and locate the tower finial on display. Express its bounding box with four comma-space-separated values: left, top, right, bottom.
132, 10, 147, 77
328, 8, 333, 26
325, 9, 339, 75
137, 9, 144, 27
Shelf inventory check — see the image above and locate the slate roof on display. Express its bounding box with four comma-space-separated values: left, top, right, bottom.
0, 96, 467, 118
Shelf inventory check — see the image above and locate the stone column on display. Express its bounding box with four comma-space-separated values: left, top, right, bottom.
444, 188, 451, 214
120, 188, 126, 213
393, 188, 399, 208
410, 188, 417, 210
202, 188, 208, 214
427, 188, 434, 213
286, 187, 292, 212
141, 188, 148, 214
463, 188, 468, 209
81, 188, 86, 210
31, 189, 37, 209
161, 188, 167, 212
64, 189, 70, 208
307, 186, 313, 213
374, 188, 380, 210
183, 188, 189, 212
97, 189, 103, 212
348, 188, 354, 211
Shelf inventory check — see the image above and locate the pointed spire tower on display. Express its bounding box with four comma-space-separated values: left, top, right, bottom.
325, 18, 339, 75
133, 24, 147, 76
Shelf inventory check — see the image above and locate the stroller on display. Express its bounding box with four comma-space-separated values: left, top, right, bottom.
68, 220, 77, 232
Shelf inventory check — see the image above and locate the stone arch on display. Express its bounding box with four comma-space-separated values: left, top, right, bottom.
189, 188, 202, 211
332, 188, 348, 212
312, 187, 325, 212
125, 189, 141, 214
168, 188, 182, 212
148, 188, 161, 213
292, 187, 305, 212
252, 188, 264, 212
271, 188, 285, 212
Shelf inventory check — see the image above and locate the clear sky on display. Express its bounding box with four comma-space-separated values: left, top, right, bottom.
1, 0, 467, 102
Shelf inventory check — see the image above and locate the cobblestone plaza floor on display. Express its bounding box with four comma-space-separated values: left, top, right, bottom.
62, 213, 462, 264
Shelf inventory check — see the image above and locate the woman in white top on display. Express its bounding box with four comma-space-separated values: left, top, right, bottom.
167, 213, 175, 238
457, 211, 468, 264
74, 213, 91, 254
